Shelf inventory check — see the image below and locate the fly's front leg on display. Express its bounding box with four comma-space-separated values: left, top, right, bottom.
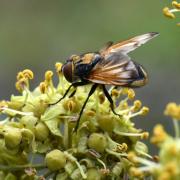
69, 89, 77, 98
102, 85, 122, 118
49, 81, 88, 105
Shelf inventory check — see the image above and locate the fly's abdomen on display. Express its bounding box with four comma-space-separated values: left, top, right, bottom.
130, 63, 148, 87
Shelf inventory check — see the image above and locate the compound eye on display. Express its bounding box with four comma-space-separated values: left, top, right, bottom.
62, 61, 73, 82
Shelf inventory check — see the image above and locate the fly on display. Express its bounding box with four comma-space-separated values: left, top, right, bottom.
51, 32, 159, 132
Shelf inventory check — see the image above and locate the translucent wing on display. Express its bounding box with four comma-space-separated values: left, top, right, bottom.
86, 53, 148, 87
85, 32, 159, 86
101, 32, 159, 58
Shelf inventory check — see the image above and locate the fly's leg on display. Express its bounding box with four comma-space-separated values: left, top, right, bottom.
49, 81, 88, 105
74, 84, 98, 132
102, 85, 122, 118
69, 89, 77, 98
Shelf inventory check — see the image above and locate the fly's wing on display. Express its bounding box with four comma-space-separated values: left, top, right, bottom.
101, 32, 159, 57
99, 41, 114, 54
86, 32, 159, 86
87, 54, 147, 86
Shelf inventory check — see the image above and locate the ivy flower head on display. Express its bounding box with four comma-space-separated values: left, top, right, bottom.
0, 63, 152, 179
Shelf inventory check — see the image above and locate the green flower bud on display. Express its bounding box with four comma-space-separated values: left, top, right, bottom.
20, 115, 38, 132
35, 122, 49, 141
87, 168, 101, 180
97, 115, 115, 132
88, 133, 107, 153
21, 128, 34, 143
4, 127, 22, 149
45, 149, 66, 171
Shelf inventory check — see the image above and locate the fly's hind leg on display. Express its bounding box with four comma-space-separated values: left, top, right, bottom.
102, 85, 122, 118
74, 83, 98, 132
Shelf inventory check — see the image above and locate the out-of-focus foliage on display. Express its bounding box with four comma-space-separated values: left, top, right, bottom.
131, 103, 180, 179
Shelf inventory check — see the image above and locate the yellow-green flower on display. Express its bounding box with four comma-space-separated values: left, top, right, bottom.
0, 65, 154, 179
163, 1, 180, 26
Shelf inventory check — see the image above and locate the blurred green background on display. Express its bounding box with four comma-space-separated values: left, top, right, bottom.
0, 1, 179, 151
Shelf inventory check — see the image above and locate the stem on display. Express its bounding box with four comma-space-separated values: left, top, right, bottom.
114, 130, 142, 137
64, 151, 87, 179
57, 75, 64, 90
170, 8, 180, 13
23, 88, 29, 105
75, 161, 87, 179
105, 148, 127, 159
24, 86, 34, 101
0, 164, 46, 172
138, 164, 160, 172
105, 132, 119, 146
49, 81, 55, 95
64, 118, 69, 149
135, 157, 158, 167
127, 111, 141, 118
1, 107, 33, 116
97, 158, 107, 170
173, 119, 180, 138
118, 97, 128, 109
136, 150, 153, 159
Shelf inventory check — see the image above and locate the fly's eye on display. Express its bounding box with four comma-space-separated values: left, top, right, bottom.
62, 61, 73, 82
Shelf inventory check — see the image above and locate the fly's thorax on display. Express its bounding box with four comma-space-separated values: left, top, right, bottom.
62, 53, 102, 83
81, 53, 96, 64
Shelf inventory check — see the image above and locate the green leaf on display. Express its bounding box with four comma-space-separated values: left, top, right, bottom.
41, 105, 65, 122
44, 118, 62, 137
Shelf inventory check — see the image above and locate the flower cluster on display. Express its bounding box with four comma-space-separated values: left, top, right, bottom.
128, 103, 180, 180
163, 1, 180, 26
0, 63, 150, 179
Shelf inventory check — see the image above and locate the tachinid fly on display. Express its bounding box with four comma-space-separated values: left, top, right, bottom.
51, 32, 159, 132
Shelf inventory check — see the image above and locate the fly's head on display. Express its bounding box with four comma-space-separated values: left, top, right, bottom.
62, 55, 80, 83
